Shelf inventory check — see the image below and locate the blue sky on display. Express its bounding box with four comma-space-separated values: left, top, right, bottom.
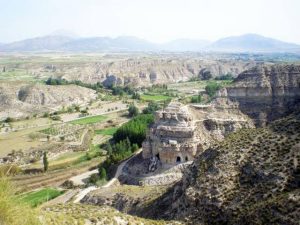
0, 0, 300, 44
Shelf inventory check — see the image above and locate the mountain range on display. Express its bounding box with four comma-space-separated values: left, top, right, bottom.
0, 33, 299, 53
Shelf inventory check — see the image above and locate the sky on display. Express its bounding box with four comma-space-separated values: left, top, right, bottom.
0, 0, 299, 44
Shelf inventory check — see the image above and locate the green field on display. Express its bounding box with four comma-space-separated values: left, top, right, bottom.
95, 127, 118, 136
20, 188, 64, 207
69, 115, 107, 125
141, 94, 172, 101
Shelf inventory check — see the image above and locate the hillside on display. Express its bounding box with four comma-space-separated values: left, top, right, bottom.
208, 34, 300, 53
0, 82, 97, 119
146, 111, 300, 224
0, 34, 299, 53
219, 64, 300, 126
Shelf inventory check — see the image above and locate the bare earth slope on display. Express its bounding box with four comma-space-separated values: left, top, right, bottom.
0, 82, 97, 119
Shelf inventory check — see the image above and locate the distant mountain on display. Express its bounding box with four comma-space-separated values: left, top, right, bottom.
208, 34, 300, 52
0, 33, 299, 53
161, 39, 210, 51
62, 36, 157, 52
0, 35, 73, 52
49, 29, 79, 38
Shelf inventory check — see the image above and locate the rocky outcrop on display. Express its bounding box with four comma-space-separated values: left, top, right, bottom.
0, 82, 97, 119
219, 65, 300, 126
145, 112, 300, 224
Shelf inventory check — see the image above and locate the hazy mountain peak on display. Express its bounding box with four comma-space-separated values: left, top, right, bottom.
209, 33, 300, 52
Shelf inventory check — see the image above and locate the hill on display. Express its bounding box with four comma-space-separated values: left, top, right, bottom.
208, 34, 300, 53
0, 35, 73, 52
146, 111, 300, 224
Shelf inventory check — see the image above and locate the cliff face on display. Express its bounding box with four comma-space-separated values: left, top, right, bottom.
220, 65, 300, 126
146, 112, 300, 224
60, 58, 256, 86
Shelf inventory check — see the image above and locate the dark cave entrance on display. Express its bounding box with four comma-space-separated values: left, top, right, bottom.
156, 153, 160, 160
176, 156, 181, 163
185, 156, 188, 161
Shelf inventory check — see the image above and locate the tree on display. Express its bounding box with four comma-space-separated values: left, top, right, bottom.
128, 104, 139, 117
43, 152, 49, 172
199, 70, 212, 80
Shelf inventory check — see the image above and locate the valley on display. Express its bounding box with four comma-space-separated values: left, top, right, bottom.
0, 52, 299, 225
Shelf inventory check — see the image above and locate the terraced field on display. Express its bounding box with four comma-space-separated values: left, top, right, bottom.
69, 115, 108, 125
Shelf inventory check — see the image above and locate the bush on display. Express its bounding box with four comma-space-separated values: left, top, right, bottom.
191, 95, 202, 103
99, 167, 107, 180
142, 101, 161, 114
50, 115, 61, 121
205, 82, 222, 97
128, 104, 139, 117
4, 117, 14, 123
215, 73, 234, 80
89, 174, 99, 184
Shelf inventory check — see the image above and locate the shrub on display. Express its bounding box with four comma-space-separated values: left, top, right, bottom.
191, 95, 202, 103
4, 117, 14, 123
215, 73, 234, 80
128, 104, 139, 117
99, 167, 107, 180
205, 82, 222, 97
142, 101, 161, 114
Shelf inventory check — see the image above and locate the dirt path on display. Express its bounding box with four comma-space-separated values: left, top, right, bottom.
73, 149, 142, 203
69, 169, 99, 186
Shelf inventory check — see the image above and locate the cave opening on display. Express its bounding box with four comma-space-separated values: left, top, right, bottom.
156, 153, 160, 160
176, 156, 181, 163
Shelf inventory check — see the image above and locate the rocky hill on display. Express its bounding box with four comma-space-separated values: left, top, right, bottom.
218, 64, 300, 126
145, 111, 300, 224
0, 82, 97, 119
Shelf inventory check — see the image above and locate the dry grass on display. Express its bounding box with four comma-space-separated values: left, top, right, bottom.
0, 175, 40, 225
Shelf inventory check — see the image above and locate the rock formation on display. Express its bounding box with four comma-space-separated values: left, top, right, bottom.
219, 64, 300, 126
142, 102, 254, 168
0, 82, 97, 119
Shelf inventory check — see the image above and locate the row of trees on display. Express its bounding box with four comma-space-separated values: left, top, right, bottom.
45, 77, 103, 91
113, 114, 154, 146
98, 112, 155, 180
